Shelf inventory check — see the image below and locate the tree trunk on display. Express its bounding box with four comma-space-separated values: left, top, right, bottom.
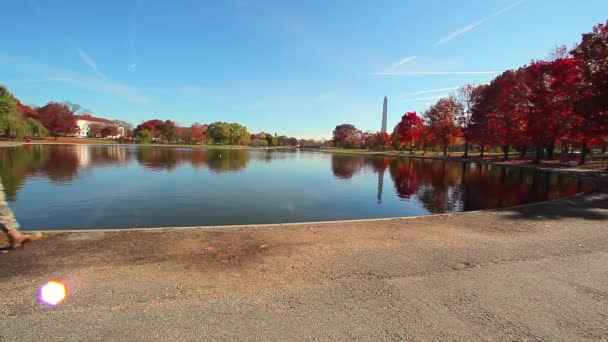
546, 144, 555, 160
602, 144, 607, 154
409, 143, 413, 154
579, 141, 588, 166
463, 141, 469, 158
502, 145, 509, 161
534, 146, 543, 164
570, 145, 575, 158
443, 146, 447, 156
479, 145, 485, 158
519, 146, 527, 159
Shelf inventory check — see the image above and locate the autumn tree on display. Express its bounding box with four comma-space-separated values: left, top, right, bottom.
88, 123, 104, 137
571, 20, 608, 165
37, 102, 79, 138
374, 132, 391, 150
395, 111, 423, 153
540, 58, 586, 160
135, 119, 164, 139
469, 84, 493, 157
15, 100, 39, 120
486, 70, 528, 160
189, 122, 208, 144
425, 97, 460, 155
332, 124, 363, 148
101, 125, 119, 138
520, 61, 553, 162
454, 84, 483, 157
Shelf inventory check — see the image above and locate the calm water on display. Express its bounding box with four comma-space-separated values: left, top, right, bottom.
0, 144, 591, 230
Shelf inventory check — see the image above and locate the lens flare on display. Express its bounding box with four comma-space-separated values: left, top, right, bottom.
38, 280, 67, 306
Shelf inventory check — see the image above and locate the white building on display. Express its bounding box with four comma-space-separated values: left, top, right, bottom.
75, 114, 125, 139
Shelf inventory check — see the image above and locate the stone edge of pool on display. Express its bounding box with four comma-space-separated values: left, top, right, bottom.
1, 142, 605, 234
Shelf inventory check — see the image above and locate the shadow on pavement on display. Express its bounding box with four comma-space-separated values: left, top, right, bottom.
501, 193, 608, 221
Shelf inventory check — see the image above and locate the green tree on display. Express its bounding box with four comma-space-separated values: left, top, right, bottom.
161, 120, 178, 143
207, 122, 250, 145
0, 86, 48, 139
206, 122, 230, 144
265, 134, 278, 146
0, 86, 18, 117
25, 118, 48, 138
227, 123, 249, 145
136, 129, 153, 143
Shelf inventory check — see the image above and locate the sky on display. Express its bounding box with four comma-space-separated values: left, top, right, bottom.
1, 0, 607, 139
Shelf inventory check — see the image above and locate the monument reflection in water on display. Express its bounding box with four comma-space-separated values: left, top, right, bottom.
0, 145, 590, 230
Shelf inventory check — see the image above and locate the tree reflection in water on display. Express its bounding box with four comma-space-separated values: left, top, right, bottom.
330, 155, 590, 213
1, 146, 591, 213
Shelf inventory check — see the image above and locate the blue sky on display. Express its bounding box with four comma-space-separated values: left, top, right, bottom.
1, 0, 606, 139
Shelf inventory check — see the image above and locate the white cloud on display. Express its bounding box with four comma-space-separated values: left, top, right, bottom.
389, 56, 417, 71
75, 46, 106, 79
378, 55, 417, 74
0, 56, 148, 103
401, 94, 449, 103
494, 0, 524, 16
435, 20, 484, 47
406, 86, 459, 96
434, 0, 524, 47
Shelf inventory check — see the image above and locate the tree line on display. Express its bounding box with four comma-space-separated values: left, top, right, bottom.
133, 119, 302, 146
0, 85, 309, 147
333, 21, 608, 166
0, 86, 134, 140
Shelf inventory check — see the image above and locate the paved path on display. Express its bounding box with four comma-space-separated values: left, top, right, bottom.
1, 193, 608, 341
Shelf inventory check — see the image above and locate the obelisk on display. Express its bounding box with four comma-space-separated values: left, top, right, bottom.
381, 96, 388, 133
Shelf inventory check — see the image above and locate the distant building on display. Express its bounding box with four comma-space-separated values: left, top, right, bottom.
74, 114, 125, 138
381, 96, 388, 133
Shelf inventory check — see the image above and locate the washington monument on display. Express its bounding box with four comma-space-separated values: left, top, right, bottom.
381, 96, 388, 133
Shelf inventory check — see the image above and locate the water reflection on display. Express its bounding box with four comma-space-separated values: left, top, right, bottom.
321, 154, 590, 213
206, 150, 250, 173
0, 145, 254, 199
381, 157, 590, 213
0, 145, 591, 220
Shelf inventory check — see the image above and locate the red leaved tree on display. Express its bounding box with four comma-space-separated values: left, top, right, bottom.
395, 111, 423, 153
571, 20, 608, 165
37, 102, 79, 138
16, 100, 39, 120
189, 122, 208, 143
332, 124, 363, 148
469, 84, 493, 157
454, 84, 485, 157
425, 97, 460, 155
135, 119, 164, 139
486, 70, 528, 160
374, 132, 391, 150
